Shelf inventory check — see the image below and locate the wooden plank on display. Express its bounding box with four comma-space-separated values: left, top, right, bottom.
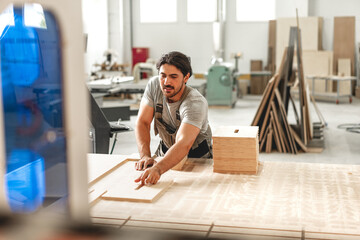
274, 89, 297, 154
251, 76, 275, 126
337, 58, 352, 95
276, 17, 323, 71
338, 58, 351, 76
250, 60, 265, 94
101, 159, 173, 203
266, 20, 276, 73
302, 106, 308, 144
259, 125, 270, 152
273, 93, 292, 153
259, 48, 288, 140
270, 111, 282, 153
289, 94, 300, 126
302, 50, 333, 93
305, 84, 313, 140
266, 128, 273, 153
310, 95, 326, 126
88, 154, 129, 185
171, 156, 188, 171
89, 189, 107, 207
211, 225, 301, 239
333, 16, 355, 76
270, 102, 287, 153
306, 147, 324, 153
356, 86, 360, 98
295, 17, 310, 146
290, 127, 307, 152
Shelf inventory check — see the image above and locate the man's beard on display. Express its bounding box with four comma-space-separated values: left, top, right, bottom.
163, 80, 184, 102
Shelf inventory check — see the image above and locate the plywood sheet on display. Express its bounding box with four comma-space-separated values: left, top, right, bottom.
266, 20, 276, 73
102, 160, 173, 203
356, 86, 360, 99
87, 153, 129, 185
211, 225, 301, 239
338, 58, 351, 76
89, 189, 107, 207
276, 17, 322, 71
90, 155, 360, 237
337, 58, 352, 95
333, 16, 355, 76
302, 50, 333, 93
250, 60, 267, 95
170, 156, 188, 171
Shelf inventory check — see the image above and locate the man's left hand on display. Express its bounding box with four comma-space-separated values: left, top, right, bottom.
134, 166, 161, 185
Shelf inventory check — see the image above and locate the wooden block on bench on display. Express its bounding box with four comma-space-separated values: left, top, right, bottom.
212, 126, 259, 174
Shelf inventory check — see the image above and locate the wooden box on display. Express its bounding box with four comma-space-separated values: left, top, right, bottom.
212, 126, 259, 174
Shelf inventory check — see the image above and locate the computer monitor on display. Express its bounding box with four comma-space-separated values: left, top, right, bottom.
0, 1, 89, 222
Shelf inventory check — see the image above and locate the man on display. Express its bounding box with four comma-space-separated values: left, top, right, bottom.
134, 51, 212, 185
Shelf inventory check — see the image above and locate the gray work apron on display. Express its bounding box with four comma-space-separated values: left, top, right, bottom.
154, 87, 212, 158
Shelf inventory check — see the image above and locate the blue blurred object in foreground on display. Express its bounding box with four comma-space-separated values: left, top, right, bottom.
5, 150, 45, 212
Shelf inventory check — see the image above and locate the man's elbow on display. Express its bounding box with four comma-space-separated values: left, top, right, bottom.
178, 138, 195, 154
136, 119, 150, 131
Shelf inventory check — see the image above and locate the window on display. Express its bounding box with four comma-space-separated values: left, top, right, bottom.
24, 3, 47, 29
236, 0, 275, 22
0, 4, 14, 37
140, 0, 177, 23
187, 0, 217, 22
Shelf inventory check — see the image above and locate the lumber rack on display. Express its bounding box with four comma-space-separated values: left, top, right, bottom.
251, 25, 322, 154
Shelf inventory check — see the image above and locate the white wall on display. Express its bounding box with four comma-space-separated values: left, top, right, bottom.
276, 0, 309, 18
107, 0, 132, 74
84, 0, 360, 76
132, 0, 215, 73
130, 0, 310, 74
131, 0, 271, 74
82, 0, 108, 74
309, 0, 360, 51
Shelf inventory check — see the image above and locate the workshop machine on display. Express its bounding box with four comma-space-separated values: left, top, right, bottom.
206, 61, 239, 108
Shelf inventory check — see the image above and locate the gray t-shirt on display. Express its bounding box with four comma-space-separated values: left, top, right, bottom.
141, 76, 212, 146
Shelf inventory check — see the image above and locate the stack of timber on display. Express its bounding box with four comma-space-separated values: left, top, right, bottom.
212, 126, 259, 174
251, 21, 314, 154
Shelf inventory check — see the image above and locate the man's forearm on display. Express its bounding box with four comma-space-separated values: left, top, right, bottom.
135, 122, 152, 158
155, 141, 190, 174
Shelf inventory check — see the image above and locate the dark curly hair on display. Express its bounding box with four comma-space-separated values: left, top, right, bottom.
156, 51, 192, 78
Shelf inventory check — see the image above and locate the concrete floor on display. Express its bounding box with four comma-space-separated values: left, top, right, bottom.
110, 95, 360, 165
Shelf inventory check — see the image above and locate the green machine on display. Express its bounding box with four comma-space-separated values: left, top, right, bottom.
206, 62, 238, 107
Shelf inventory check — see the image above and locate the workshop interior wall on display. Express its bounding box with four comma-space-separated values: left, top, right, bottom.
82, 0, 360, 76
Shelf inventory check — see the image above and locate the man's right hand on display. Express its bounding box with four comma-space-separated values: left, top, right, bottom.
135, 156, 157, 171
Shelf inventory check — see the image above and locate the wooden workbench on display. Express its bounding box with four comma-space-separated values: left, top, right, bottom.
88, 153, 360, 239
